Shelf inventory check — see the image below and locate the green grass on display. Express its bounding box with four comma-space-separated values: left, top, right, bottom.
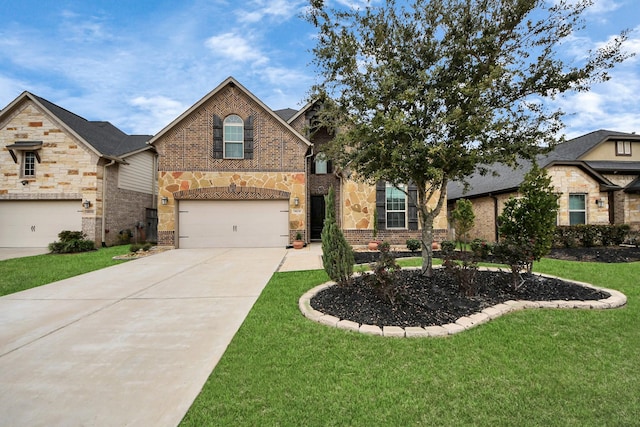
181, 259, 640, 427
0, 245, 132, 296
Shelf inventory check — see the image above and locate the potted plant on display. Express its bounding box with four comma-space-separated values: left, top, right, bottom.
368, 210, 380, 251
293, 232, 304, 249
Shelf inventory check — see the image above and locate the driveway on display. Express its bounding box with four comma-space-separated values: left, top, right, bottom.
0, 248, 286, 427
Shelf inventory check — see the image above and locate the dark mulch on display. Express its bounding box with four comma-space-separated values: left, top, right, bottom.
352, 245, 640, 265
311, 269, 610, 328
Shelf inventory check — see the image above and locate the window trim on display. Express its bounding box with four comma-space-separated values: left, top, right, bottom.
21, 151, 37, 178
616, 140, 631, 156
568, 193, 587, 225
223, 114, 244, 159
385, 183, 407, 229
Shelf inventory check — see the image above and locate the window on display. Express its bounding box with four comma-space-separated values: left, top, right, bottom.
385, 183, 407, 228
223, 115, 244, 159
314, 153, 328, 174
569, 194, 586, 225
616, 140, 631, 156
22, 151, 36, 177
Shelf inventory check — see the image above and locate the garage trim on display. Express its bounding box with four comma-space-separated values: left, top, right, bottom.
173, 184, 290, 201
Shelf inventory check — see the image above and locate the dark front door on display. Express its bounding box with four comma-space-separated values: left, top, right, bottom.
310, 195, 325, 240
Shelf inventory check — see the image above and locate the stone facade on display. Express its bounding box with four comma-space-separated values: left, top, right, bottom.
0, 96, 154, 246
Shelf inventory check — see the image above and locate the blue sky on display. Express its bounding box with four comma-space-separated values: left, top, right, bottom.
0, 0, 638, 138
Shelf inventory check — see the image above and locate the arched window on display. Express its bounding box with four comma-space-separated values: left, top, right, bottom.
224, 115, 244, 159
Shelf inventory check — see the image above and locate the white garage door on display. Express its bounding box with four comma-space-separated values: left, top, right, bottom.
0, 200, 82, 247
178, 200, 289, 248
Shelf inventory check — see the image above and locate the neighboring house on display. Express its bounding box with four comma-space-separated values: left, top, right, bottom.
447, 130, 640, 242
0, 92, 156, 247
150, 77, 448, 248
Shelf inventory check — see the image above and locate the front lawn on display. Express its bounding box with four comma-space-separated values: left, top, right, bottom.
0, 245, 132, 296
181, 258, 639, 426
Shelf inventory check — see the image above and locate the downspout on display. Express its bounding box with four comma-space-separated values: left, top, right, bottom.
102, 159, 116, 247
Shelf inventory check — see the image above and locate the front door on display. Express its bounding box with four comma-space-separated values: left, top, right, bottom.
310, 195, 325, 241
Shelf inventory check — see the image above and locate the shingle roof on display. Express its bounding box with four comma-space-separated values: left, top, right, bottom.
30, 94, 152, 158
447, 129, 639, 200
273, 108, 298, 122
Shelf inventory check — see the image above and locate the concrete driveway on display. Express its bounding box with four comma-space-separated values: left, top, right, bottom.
0, 248, 286, 427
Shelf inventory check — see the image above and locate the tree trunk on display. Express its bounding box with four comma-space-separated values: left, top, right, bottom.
414, 178, 448, 277
420, 212, 435, 277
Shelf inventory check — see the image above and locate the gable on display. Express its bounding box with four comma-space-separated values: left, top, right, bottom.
151, 78, 311, 172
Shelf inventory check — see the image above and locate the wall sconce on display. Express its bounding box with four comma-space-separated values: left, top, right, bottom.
161, 196, 168, 205
82, 200, 91, 209
595, 198, 604, 208
21, 180, 29, 186
294, 197, 299, 206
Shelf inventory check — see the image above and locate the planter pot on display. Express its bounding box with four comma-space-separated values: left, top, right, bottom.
293, 240, 304, 249
432, 242, 441, 250
368, 241, 380, 251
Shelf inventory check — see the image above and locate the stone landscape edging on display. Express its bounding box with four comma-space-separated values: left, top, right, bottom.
298, 267, 627, 338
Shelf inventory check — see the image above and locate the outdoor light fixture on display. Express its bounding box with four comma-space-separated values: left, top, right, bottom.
596, 198, 604, 208
21, 180, 28, 186
82, 200, 91, 209
294, 197, 299, 206
161, 196, 168, 205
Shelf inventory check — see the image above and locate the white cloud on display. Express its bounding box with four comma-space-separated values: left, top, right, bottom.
204, 32, 268, 64
236, 0, 306, 23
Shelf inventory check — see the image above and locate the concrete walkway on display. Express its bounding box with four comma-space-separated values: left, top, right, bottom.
278, 243, 323, 272
0, 248, 286, 427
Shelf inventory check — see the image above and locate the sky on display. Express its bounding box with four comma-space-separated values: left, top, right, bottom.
0, 0, 638, 139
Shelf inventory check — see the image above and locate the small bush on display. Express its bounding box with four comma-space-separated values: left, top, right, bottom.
440, 240, 479, 296
553, 224, 631, 248
470, 238, 491, 259
118, 229, 133, 245
493, 239, 535, 290
130, 243, 143, 253
142, 242, 153, 251
406, 238, 421, 252
48, 230, 95, 254
321, 186, 354, 285
366, 241, 402, 305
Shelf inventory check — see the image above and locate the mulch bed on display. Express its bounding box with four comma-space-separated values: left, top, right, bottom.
311, 246, 636, 329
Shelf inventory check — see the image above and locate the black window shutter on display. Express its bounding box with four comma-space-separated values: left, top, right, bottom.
327, 160, 333, 174
311, 156, 316, 174
408, 184, 418, 230
213, 115, 223, 159
375, 181, 386, 231
244, 115, 254, 159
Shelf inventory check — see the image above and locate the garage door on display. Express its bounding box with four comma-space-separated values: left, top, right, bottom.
178, 200, 289, 248
0, 200, 82, 247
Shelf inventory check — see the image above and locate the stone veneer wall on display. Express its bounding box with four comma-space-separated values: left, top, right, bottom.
0, 100, 103, 243
157, 171, 305, 246
604, 174, 640, 228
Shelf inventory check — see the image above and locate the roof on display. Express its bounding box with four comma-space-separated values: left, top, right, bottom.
274, 108, 298, 122
148, 77, 311, 147
448, 129, 640, 200
1, 92, 152, 159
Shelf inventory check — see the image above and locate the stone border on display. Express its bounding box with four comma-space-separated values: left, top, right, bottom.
298, 267, 627, 338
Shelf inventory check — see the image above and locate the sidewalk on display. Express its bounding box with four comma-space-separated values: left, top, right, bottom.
278, 243, 324, 272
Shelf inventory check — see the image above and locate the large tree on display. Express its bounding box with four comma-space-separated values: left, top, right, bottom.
307, 0, 630, 275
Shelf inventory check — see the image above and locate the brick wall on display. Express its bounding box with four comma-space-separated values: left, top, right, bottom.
343, 228, 448, 246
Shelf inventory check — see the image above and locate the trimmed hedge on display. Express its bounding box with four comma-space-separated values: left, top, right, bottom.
553, 224, 630, 248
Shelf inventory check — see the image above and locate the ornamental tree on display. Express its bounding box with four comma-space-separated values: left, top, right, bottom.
307, 0, 630, 275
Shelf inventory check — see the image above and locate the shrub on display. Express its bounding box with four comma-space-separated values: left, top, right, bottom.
321, 186, 354, 285
406, 238, 421, 252
118, 229, 132, 245
553, 224, 631, 247
451, 199, 475, 250
130, 243, 143, 253
365, 241, 402, 304
493, 239, 535, 290
440, 240, 479, 296
470, 238, 491, 259
48, 230, 95, 254
142, 242, 153, 251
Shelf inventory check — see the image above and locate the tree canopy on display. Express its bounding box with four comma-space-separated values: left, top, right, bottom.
307, 0, 631, 274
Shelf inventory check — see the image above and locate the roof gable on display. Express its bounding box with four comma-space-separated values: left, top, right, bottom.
0, 91, 152, 159
148, 77, 311, 147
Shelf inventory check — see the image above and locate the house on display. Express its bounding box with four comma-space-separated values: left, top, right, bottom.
150, 77, 448, 248
447, 130, 640, 242
0, 92, 156, 248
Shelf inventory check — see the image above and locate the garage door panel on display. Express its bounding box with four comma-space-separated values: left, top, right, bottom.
178, 200, 289, 248
0, 201, 82, 247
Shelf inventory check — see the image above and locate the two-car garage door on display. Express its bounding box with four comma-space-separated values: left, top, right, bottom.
178, 200, 289, 248
0, 200, 82, 247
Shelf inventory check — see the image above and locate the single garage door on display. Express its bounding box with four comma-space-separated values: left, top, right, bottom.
178, 200, 289, 248
0, 200, 82, 247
